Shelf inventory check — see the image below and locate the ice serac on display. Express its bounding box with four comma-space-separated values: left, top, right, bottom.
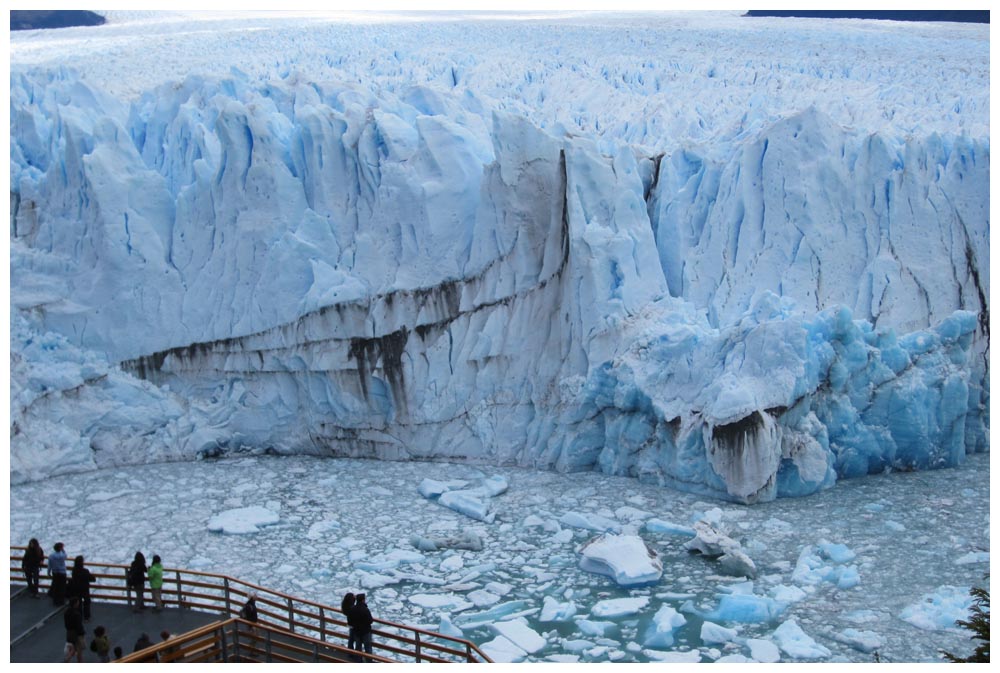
9, 69, 988, 503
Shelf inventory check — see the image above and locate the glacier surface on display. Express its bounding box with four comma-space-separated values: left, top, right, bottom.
8, 11, 989, 502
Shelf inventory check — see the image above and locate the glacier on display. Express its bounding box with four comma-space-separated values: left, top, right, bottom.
8, 11, 989, 504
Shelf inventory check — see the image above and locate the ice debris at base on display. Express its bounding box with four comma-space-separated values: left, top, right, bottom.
700, 621, 739, 644
643, 649, 702, 663
773, 619, 832, 659
410, 530, 484, 552
703, 593, 787, 624
746, 638, 781, 663
642, 605, 687, 648
206, 506, 279, 534
684, 520, 757, 578
539, 596, 578, 622
954, 551, 990, 565
480, 636, 527, 663
419, 475, 507, 522
831, 628, 884, 653
899, 586, 974, 631
591, 596, 649, 618
645, 519, 696, 537
578, 534, 662, 586
489, 619, 547, 654
792, 543, 861, 589
305, 519, 340, 539
560, 511, 621, 533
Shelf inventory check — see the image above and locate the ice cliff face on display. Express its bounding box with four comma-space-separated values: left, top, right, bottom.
9, 45, 988, 502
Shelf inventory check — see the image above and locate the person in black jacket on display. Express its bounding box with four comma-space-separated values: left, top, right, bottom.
349, 593, 374, 660
128, 552, 147, 612
21, 538, 45, 597
68, 555, 96, 621
63, 597, 85, 662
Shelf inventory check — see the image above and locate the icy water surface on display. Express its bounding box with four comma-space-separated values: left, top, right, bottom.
10, 453, 989, 662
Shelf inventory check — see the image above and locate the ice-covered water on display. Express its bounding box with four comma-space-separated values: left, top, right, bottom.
10, 453, 989, 663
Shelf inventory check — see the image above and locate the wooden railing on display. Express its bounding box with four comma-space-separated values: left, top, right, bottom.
117, 617, 398, 663
10, 547, 491, 663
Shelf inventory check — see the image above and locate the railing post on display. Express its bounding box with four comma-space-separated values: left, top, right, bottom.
265, 629, 273, 662
319, 607, 326, 642
175, 570, 183, 609
287, 597, 295, 632
415, 631, 421, 663
224, 578, 231, 616
220, 625, 229, 662
233, 622, 241, 662
466, 642, 473, 662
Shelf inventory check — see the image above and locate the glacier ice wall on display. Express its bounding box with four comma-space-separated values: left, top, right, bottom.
9, 65, 988, 502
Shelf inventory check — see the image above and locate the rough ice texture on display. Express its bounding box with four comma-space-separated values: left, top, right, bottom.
206, 506, 279, 534
898, 586, 973, 631
578, 534, 663, 587
772, 619, 831, 659
9, 14, 988, 504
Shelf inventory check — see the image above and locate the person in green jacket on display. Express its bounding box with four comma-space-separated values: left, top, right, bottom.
148, 555, 164, 611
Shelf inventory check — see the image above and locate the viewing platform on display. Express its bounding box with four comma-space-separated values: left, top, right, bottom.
9, 547, 491, 663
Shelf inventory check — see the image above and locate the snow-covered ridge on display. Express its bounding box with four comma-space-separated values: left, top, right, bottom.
9, 15, 988, 500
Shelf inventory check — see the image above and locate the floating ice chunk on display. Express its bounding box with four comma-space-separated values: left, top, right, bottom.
706, 594, 785, 623
358, 571, 398, 589
418, 478, 455, 499
884, 520, 906, 532
642, 649, 701, 662
437, 615, 464, 639
772, 619, 831, 659
591, 596, 649, 618
843, 609, 879, 624
206, 506, 279, 534
439, 489, 494, 522
490, 618, 547, 654
578, 533, 662, 586
769, 584, 808, 604
562, 639, 596, 652
792, 545, 859, 588
480, 636, 527, 663
87, 490, 139, 502
746, 638, 781, 662
545, 654, 580, 663
408, 593, 473, 611
899, 586, 973, 631
522, 514, 546, 527
955, 551, 990, 565
717, 654, 751, 663
356, 548, 425, 572
467, 589, 501, 607
561, 511, 621, 533
685, 521, 757, 578
700, 621, 738, 644
719, 548, 757, 579
645, 518, 696, 537
833, 628, 884, 653
540, 596, 577, 622
454, 600, 533, 627
481, 475, 509, 496
552, 529, 574, 543
484, 582, 512, 596
440, 555, 464, 572
642, 605, 686, 648
818, 542, 856, 564
305, 519, 341, 539
615, 506, 653, 521
576, 619, 617, 637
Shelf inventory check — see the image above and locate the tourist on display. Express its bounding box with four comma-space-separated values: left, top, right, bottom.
21, 538, 45, 597
128, 552, 147, 611
92, 625, 111, 663
239, 594, 260, 636
132, 632, 153, 653
63, 597, 85, 663
68, 555, 96, 621
113, 646, 123, 661
148, 555, 164, 611
48, 542, 68, 606
341, 592, 356, 653
350, 593, 375, 660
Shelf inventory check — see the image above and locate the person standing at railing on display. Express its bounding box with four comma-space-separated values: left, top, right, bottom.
68, 555, 96, 621
148, 555, 164, 611
128, 552, 148, 612
341, 592, 357, 654
48, 542, 68, 606
21, 538, 45, 597
349, 593, 375, 660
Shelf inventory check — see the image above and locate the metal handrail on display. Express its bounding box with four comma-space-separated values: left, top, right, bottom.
10, 546, 491, 663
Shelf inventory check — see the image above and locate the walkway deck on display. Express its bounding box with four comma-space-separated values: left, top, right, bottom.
10, 585, 220, 663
